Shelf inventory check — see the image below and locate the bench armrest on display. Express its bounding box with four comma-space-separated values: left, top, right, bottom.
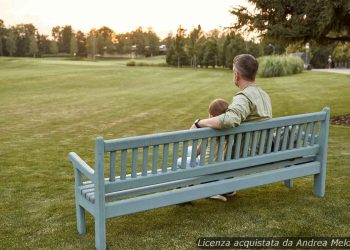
68, 152, 95, 182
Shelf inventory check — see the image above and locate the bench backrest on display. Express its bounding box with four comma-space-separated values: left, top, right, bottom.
94, 108, 330, 193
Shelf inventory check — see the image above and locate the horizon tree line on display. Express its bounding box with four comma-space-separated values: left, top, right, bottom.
0, 17, 349, 69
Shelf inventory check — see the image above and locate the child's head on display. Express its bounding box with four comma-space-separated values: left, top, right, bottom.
208, 98, 229, 117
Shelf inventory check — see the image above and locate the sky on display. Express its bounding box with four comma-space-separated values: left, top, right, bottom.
0, 0, 250, 38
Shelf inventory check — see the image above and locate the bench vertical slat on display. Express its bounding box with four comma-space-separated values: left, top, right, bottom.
142, 147, 149, 176
303, 123, 311, 147
281, 126, 289, 151
251, 131, 259, 156
266, 128, 274, 153
180, 141, 189, 169
225, 134, 234, 160
152, 145, 159, 174
242, 132, 251, 158
199, 138, 208, 166
120, 149, 127, 180
131, 148, 138, 178
217, 136, 225, 162
288, 125, 297, 149
172, 143, 179, 171
296, 124, 304, 148
190, 140, 198, 167
109, 151, 116, 182
208, 138, 217, 163
258, 130, 267, 155
310, 122, 318, 146
234, 133, 242, 159
273, 127, 282, 152
162, 144, 169, 172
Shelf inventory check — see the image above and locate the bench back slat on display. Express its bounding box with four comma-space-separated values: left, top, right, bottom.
251, 130, 259, 156
225, 134, 235, 160
162, 144, 169, 172
281, 127, 289, 151
310, 122, 318, 146
190, 140, 198, 167
296, 124, 304, 148
180, 141, 189, 169
142, 146, 149, 176
120, 150, 127, 180
266, 128, 274, 153
242, 132, 251, 158
109, 151, 116, 182
258, 130, 267, 155
234, 133, 242, 159
288, 125, 297, 149
152, 145, 159, 174
217, 136, 225, 162
208, 138, 216, 164
131, 148, 138, 178
303, 123, 311, 147
172, 142, 179, 170
199, 138, 208, 166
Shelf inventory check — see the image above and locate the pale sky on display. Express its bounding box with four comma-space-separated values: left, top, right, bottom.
0, 0, 250, 38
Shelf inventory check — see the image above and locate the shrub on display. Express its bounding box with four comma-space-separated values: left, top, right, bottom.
126, 60, 136, 66
257, 56, 304, 77
126, 61, 168, 67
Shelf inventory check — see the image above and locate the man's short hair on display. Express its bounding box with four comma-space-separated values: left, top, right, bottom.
233, 54, 259, 81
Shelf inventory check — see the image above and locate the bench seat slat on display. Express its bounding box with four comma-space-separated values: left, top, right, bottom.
105, 161, 320, 218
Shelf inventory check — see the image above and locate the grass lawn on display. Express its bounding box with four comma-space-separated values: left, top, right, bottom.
0, 57, 349, 249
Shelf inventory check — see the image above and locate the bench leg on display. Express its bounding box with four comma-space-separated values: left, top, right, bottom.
284, 179, 293, 188
95, 215, 106, 250
313, 173, 325, 197
76, 203, 86, 234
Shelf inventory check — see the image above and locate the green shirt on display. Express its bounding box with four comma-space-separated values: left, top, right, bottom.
218, 84, 272, 129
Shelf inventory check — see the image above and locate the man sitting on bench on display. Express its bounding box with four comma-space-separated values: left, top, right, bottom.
191, 54, 272, 130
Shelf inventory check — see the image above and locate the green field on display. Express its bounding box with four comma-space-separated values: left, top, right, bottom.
0, 57, 349, 249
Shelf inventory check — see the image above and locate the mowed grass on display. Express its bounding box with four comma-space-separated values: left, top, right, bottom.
0, 57, 349, 249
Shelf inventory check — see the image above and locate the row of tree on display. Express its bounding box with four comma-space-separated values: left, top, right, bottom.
164, 25, 265, 68
0, 19, 162, 58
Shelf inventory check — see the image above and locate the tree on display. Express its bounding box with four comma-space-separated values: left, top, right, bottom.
223, 32, 246, 69
37, 34, 50, 55
51, 25, 73, 53
6, 29, 17, 56
70, 34, 78, 56
28, 33, 38, 57
49, 40, 58, 54
187, 25, 204, 67
76, 31, 87, 56
87, 32, 97, 59
14, 23, 36, 56
0, 19, 5, 56
230, 0, 350, 45
174, 26, 187, 67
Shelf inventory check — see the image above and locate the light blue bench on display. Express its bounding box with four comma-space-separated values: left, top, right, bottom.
68, 108, 330, 250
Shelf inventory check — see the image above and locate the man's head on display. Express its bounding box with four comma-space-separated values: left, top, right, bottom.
233, 54, 258, 87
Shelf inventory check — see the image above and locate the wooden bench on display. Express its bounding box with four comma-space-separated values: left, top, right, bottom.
68, 107, 330, 250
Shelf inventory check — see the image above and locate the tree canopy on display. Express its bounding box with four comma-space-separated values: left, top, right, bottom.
230, 0, 350, 44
